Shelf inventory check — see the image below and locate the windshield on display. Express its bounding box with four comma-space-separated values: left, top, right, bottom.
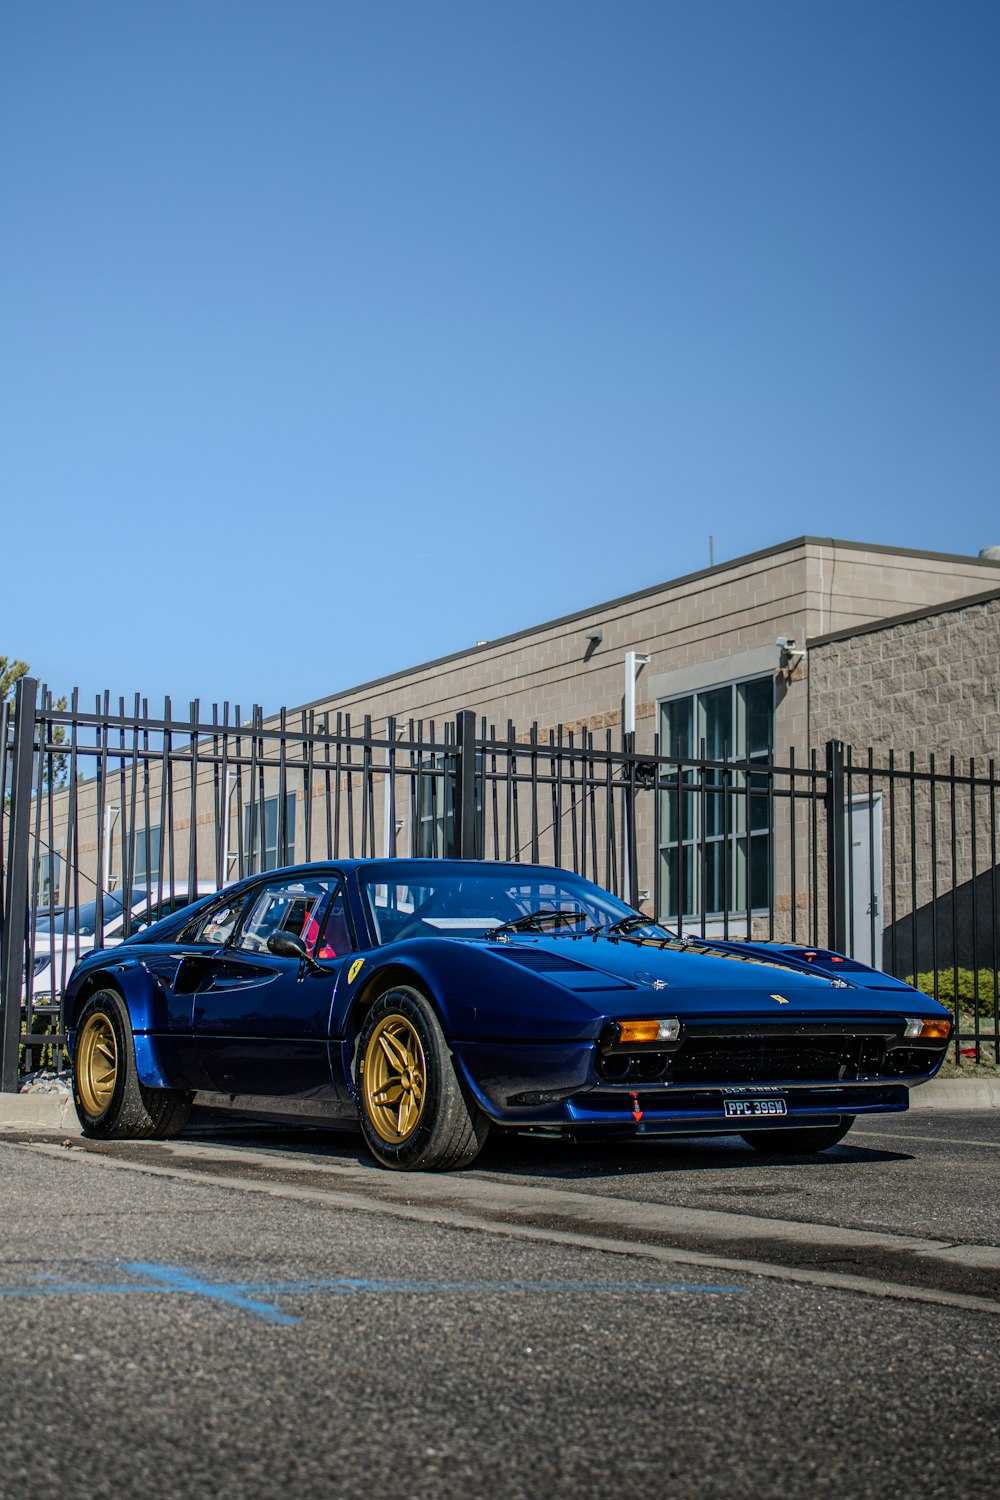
360, 866, 665, 946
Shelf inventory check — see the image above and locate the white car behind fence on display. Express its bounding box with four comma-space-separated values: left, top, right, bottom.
24, 885, 214, 1006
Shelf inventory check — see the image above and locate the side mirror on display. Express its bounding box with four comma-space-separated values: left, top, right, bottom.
267, 929, 327, 976
267, 931, 309, 961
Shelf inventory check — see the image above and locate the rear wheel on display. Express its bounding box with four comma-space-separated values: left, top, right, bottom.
741, 1117, 855, 1155
73, 990, 192, 1140
356, 986, 489, 1171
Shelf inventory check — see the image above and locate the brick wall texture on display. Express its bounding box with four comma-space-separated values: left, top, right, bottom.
808, 593, 1000, 971
809, 593, 1000, 765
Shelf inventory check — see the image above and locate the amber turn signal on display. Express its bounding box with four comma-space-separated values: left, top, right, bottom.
903, 1017, 952, 1040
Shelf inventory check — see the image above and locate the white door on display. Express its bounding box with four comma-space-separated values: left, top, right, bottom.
846, 793, 883, 968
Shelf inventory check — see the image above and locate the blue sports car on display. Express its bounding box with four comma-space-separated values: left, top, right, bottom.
65, 858, 952, 1170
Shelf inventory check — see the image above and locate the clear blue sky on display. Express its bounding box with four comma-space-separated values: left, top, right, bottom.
3, 0, 997, 716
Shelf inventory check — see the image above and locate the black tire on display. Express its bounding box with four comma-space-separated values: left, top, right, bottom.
355, 986, 489, 1171
741, 1116, 855, 1155
72, 989, 192, 1141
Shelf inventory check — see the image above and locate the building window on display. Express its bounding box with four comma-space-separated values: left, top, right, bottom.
132, 826, 162, 888
37, 852, 61, 907
245, 793, 297, 873
414, 755, 453, 858
412, 753, 483, 858
657, 676, 774, 923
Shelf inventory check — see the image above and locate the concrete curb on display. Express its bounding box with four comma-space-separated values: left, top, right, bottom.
909, 1078, 1000, 1111
0, 1091, 80, 1131
0, 1075, 997, 1133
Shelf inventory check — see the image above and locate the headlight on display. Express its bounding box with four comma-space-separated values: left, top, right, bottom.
903, 1017, 952, 1040
23, 955, 51, 978
616, 1018, 682, 1045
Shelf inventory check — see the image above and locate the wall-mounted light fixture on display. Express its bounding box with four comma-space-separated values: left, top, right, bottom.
624, 650, 651, 735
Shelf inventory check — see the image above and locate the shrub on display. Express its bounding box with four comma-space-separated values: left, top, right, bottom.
905, 969, 1000, 1016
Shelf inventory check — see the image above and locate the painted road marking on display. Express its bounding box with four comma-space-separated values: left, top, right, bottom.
0, 1263, 745, 1325
20, 1142, 1000, 1318
125, 1262, 301, 1325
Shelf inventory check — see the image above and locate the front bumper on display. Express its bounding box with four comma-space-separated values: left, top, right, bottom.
557, 1082, 910, 1133
452, 1036, 936, 1132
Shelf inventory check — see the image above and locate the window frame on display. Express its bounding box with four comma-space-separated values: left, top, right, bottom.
232, 876, 340, 956
37, 851, 62, 908
412, 752, 484, 858
132, 825, 163, 888
244, 792, 298, 874
657, 672, 775, 925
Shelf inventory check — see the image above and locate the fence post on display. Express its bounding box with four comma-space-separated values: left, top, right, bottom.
453, 709, 478, 859
826, 738, 847, 954
623, 729, 639, 907
1, 676, 38, 1092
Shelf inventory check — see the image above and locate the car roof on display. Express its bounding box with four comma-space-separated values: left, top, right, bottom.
226, 858, 573, 885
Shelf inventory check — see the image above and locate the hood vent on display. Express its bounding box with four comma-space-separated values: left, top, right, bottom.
496, 949, 593, 974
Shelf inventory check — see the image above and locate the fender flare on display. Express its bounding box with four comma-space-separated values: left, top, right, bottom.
65, 963, 172, 1090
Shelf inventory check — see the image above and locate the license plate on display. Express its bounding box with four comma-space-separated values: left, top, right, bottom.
723, 1098, 787, 1118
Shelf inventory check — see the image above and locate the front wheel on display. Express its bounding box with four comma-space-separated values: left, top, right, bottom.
73, 990, 192, 1140
355, 986, 489, 1171
741, 1117, 855, 1155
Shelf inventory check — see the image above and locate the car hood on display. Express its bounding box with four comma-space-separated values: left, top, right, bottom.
481, 933, 940, 1021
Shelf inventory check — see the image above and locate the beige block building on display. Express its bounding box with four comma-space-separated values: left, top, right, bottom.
300, 535, 1000, 763
28, 536, 1000, 966
281, 534, 1000, 947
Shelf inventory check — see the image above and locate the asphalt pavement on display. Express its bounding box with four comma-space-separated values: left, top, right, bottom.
1, 1112, 998, 1500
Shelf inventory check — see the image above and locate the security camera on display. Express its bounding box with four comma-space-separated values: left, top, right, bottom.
776, 636, 807, 670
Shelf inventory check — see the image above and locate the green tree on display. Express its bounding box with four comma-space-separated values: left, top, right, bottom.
0, 655, 29, 704
1, 657, 69, 786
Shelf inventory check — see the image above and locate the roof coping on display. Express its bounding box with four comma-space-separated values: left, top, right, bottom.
807, 585, 1000, 648
291, 536, 1000, 717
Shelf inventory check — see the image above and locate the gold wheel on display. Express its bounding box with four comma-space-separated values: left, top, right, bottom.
77, 1011, 118, 1118
362, 1013, 427, 1144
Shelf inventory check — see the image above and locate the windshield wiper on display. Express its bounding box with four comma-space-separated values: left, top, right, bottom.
487, 909, 591, 939
599, 914, 665, 937
581, 913, 677, 939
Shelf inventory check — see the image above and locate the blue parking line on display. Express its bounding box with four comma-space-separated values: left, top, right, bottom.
124, 1262, 301, 1326
0, 1265, 746, 1326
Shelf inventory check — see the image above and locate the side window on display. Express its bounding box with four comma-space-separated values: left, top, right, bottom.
180, 894, 248, 947
235, 878, 332, 955
314, 887, 352, 959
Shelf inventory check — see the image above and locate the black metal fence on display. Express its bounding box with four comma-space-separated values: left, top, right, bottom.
2, 676, 997, 1088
